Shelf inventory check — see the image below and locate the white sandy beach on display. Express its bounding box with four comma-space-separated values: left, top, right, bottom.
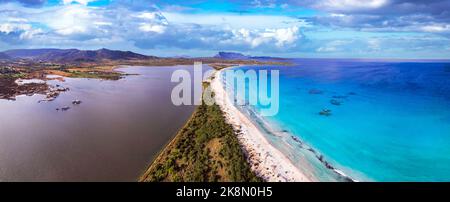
210, 70, 313, 182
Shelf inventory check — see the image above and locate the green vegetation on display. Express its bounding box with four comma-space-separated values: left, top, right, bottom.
140, 82, 261, 182
64, 70, 123, 80
0, 67, 27, 79
0, 72, 27, 79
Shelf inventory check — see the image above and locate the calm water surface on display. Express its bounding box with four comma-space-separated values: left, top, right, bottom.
229, 59, 450, 181
0, 65, 204, 181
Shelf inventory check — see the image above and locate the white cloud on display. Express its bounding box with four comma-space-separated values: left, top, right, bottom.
45, 5, 92, 35
265, 26, 300, 47
0, 23, 30, 34
37, 4, 114, 38
251, 0, 276, 8
0, 22, 43, 42
135, 12, 168, 33
161, 12, 302, 29
280, 3, 289, 9
421, 24, 450, 33
62, 0, 98, 6
0, 2, 302, 52
139, 24, 166, 33
162, 5, 195, 12
316, 40, 350, 52
136, 12, 168, 23
367, 38, 381, 51
315, 0, 389, 11
229, 26, 300, 48
19, 27, 43, 40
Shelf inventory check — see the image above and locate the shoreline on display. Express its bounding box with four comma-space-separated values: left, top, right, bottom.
139, 106, 201, 181
210, 69, 313, 182
1, 58, 289, 101
139, 73, 260, 182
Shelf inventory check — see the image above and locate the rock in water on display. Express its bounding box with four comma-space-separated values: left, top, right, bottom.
309, 89, 323, 94
319, 109, 332, 116
72, 100, 82, 105
332, 95, 347, 99
330, 99, 342, 105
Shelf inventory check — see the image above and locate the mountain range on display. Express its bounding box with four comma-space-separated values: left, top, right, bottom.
1, 48, 157, 63
213, 51, 285, 61
214, 52, 251, 60
0, 52, 11, 60
0, 49, 280, 63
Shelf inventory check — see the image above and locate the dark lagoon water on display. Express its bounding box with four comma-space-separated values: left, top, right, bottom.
0, 66, 204, 181
227, 59, 450, 181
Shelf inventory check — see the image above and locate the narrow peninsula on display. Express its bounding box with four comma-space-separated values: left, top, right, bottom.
140, 80, 262, 182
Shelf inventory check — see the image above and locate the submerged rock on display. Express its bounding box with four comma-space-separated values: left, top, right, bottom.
324, 161, 334, 170
43, 85, 70, 102
56, 87, 69, 92
318, 154, 324, 162
38, 97, 55, 103
46, 91, 59, 99
319, 109, 332, 116
332, 95, 348, 99
330, 99, 342, 106
61, 106, 70, 111
309, 89, 323, 94
291, 136, 304, 145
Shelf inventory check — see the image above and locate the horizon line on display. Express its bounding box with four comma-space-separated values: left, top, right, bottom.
2, 48, 450, 61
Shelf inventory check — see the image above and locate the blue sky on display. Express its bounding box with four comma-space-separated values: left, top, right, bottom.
0, 0, 449, 58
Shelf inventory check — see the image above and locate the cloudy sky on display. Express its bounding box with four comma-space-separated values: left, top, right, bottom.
0, 0, 449, 58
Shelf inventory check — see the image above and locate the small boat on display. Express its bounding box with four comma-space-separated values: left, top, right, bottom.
61, 106, 70, 111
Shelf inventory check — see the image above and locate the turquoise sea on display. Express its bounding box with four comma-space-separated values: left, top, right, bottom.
224, 59, 450, 182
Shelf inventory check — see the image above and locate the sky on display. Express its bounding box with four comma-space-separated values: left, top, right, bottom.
0, 0, 449, 59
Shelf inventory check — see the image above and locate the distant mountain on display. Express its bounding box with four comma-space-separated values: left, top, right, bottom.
2, 48, 158, 63
173, 55, 192, 58
214, 52, 250, 60
4, 49, 62, 59
0, 52, 11, 60
213, 51, 286, 61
